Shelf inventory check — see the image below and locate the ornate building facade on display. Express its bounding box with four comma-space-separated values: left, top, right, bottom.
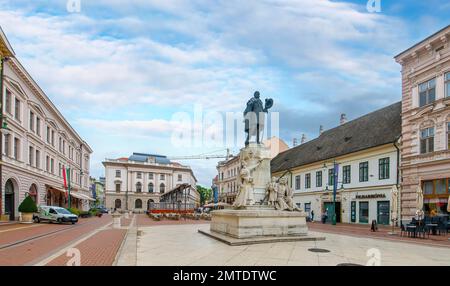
103, 153, 198, 212
0, 28, 93, 221
395, 25, 450, 219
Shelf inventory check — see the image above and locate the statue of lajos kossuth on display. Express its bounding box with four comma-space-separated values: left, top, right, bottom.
243, 91, 273, 146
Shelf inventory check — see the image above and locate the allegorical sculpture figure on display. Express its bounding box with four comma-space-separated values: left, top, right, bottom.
266, 177, 278, 207
244, 91, 273, 146
269, 177, 302, 212
233, 160, 262, 208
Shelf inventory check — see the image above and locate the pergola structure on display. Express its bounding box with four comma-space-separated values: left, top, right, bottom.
149, 183, 199, 213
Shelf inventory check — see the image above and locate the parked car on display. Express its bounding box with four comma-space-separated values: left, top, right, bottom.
33, 206, 78, 224
90, 207, 109, 214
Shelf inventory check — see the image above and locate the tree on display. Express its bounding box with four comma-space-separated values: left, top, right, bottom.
197, 185, 212, 205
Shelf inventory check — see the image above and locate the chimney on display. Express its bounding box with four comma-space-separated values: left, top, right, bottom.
319, 125, 324, 135
301, 134, 307, 144
293, 138, 298, 147
340, 113, 347, 125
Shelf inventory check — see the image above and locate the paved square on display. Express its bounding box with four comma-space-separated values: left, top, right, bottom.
132, 224, 450, 266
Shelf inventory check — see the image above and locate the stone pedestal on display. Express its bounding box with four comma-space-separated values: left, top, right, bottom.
239, 143, 271, 203
210, 207, 308, 239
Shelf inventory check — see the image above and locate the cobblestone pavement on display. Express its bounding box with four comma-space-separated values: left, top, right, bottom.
0, 215, 123, 266
134, 224, 450, 266
308, 222, 450, 248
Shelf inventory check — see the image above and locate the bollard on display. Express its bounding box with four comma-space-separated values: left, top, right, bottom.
112, 212, 121, 229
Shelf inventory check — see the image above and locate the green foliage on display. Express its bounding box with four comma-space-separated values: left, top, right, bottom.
18, 196, 38, 213
67, 207, 81, 216
197, 185, 212, 205
89, 208, 99, 216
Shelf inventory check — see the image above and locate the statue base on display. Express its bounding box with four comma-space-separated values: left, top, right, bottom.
199, 206, 324, 245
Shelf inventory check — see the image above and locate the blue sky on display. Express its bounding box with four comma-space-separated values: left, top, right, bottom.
0, 0, 449, 186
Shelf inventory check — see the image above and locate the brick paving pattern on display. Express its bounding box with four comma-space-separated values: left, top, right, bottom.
308, 222, 450, 247
0, 215, 112, 265
46, 229, 126, 266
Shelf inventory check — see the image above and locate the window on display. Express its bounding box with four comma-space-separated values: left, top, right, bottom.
36, 150, 40, 169
13, 138, 20, 160
343, 165, 351, 184
46, 156, 50, 172
295, 175, 301, 190
328, 169, 335, 186
316, 171, 322, 187
359, 202, 369, 223
135, 199, 142, 209
47, 127, 50, 143
419, 78, 436, 107
51, 158, 54, 174
305, 173, 311, 189
115, 184, 121, 193
420, 127, 434, 154
359, 162, 369, 182
14, 98, 20, 121
51, 130, 55, 146
115, 170, 121, 178
448, 122, 450, 150
178, 174, 182, 182
160, 183, 165, 193
160, 174, 165, 180
137, 172, 142, 179
148, 183, 154, 193
4, 134, 10, 157
136, 183, 142, 193
445, 72, 450, 98
29, 146, 34, 166
36, 117, 41, 136
379, 158, 390, 180
5, 89, 12, 114
149, 173, 154, 180
29, 111, 35, 131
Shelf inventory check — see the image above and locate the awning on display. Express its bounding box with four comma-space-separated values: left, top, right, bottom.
70, 192, 96, 202
46, 185, 67, 194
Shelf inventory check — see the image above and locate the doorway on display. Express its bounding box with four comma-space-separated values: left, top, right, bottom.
323, 202, 341, 224
377, 201, 390, 225
5, 179, 15, 221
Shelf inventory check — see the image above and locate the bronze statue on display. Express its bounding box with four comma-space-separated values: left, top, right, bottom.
244, 91, 273, 146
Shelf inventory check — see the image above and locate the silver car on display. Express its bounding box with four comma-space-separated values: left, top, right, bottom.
33, 206, 78, 224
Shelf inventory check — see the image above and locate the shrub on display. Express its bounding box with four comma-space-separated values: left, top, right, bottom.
79, 211, 91, 218
67, 208, 81, 216
18, 196, 38, 213
89, 208, 99, 216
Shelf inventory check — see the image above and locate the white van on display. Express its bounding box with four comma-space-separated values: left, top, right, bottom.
33, 206, 78, 224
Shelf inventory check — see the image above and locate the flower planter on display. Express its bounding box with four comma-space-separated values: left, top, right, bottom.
20, 212, 34, 224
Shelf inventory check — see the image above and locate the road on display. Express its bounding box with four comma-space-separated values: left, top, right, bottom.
0, 214, 126, 266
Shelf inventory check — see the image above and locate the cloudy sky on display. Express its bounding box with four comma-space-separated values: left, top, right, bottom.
0, 0, 448, 186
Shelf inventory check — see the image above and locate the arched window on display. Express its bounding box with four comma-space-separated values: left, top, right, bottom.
135, 199, 142, 209
160, 183, 165, 193
115, 199, 121, 209
136, 182, 142, 193
148, 183, 154, 193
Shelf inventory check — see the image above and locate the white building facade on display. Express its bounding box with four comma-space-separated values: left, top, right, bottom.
271, 103, 402, 225
103, 153, 198, 212
0, 30, 93, 221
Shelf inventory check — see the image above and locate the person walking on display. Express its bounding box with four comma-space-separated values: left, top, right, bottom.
311, 210, 315, 222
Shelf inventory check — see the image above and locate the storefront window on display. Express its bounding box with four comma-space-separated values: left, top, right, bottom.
436, 179, 446, 195
359, 202, 369, 224
423, 181, 433, 195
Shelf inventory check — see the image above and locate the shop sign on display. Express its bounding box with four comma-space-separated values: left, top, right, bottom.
356, 194, 386, 199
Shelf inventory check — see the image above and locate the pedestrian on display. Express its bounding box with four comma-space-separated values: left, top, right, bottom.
311, 210, 315, 222
322, 209, 328, 224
